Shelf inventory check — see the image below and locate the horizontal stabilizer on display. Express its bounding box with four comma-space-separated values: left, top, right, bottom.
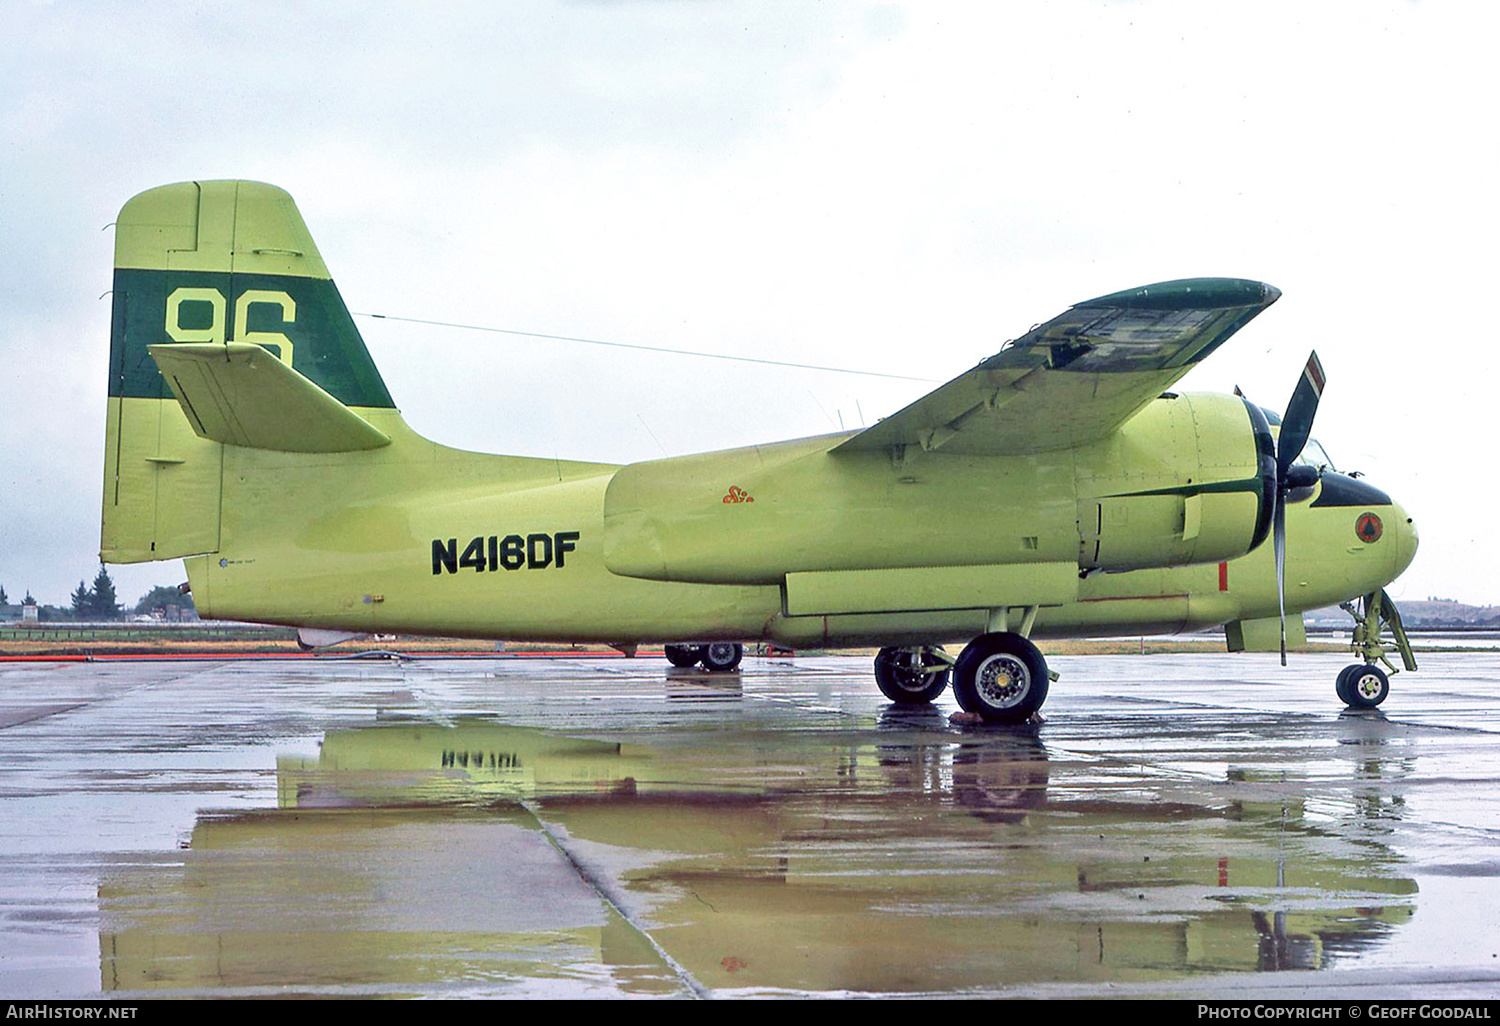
148, 342, 391, 453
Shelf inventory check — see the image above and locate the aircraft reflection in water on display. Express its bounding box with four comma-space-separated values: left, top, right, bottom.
98, 718, 1416, 995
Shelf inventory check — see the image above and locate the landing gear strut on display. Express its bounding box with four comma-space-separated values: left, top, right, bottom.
1335, 589, 1415, 709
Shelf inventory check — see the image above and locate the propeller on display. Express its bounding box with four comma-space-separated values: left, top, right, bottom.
1272, 352, 1326, 665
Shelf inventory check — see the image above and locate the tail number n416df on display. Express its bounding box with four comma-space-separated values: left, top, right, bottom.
432, 532, 580, 574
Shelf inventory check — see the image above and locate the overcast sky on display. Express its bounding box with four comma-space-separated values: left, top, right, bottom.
2, 0, 1496, 610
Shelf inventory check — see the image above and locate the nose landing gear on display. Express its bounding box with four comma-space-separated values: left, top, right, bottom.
1335, 589, 1415, 709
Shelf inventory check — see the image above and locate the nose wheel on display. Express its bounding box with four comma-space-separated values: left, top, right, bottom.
1336, 663, 1390, 708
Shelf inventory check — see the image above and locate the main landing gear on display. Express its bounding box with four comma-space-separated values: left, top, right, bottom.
1335, 589, 1416, 709
874, 646, 951, 704
664, 642, 744, 673
952, 633, 1049, 724
875, 609, 1053, 725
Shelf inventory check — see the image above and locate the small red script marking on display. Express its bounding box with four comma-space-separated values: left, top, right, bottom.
721, 955, 748, 973
722, 486, 755, 504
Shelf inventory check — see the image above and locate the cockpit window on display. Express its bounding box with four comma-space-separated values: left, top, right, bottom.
1258, 405, 1337, 472
1295, 438, 1336, 473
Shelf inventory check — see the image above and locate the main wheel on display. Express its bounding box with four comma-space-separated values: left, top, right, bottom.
952, 633, 1049, 724
1345, 664, 1389, 709
700, 642, 744, 673
873, 647, 950, 704
1335, 664, 1360, 705
665, 643, 705, 668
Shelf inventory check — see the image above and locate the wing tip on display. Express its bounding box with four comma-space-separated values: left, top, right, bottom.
1082, 277, 1280, 312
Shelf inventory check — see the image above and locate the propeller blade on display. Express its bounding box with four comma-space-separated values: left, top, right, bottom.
1276, 351, 1326, 480
1275, 496, 1288, 666
1248, 353, 1326, 668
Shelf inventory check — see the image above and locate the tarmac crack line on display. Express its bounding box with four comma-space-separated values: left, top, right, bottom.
519, 800, 710, 999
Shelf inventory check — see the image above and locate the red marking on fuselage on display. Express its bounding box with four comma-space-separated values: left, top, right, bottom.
1218, 561, 1229, 592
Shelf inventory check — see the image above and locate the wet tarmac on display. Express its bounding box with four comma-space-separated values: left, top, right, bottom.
2, 651, 1500, 999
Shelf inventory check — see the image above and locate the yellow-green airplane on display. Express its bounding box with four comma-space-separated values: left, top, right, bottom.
100, 181, 1417, 723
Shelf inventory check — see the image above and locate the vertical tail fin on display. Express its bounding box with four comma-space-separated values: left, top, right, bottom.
102, 180, 395, 562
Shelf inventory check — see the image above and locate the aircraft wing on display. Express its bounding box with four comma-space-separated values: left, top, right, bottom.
832, 277, 1279, 458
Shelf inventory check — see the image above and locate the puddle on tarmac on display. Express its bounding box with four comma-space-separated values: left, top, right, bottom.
95, 716, 1421, 996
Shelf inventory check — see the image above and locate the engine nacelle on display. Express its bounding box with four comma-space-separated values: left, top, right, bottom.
603, 392, 1273, 600
1074, 393, 1274, 572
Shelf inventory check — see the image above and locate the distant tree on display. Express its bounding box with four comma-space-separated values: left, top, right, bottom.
90, 566, 122, 620
0, 584, 8, 605
71, 580, 93, 618
133, 585, 195, 617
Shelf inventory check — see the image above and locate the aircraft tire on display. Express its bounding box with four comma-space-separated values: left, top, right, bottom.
1345, 664, 1390, 709
665, 644, 706, 668
874, 647, 950, 704
700, 642, 743, 673
952, 633, 1049, 724
1335, 664, 1359, 705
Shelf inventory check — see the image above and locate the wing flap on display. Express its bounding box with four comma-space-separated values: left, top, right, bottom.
834, 278, 1279, 458
148, 342, 391, 452
784, 562, 1078, 617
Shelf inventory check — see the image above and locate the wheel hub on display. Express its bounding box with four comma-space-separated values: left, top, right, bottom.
892, 653, 938, 692
975, 654, 1029, 709
1355, 673, 1382, 700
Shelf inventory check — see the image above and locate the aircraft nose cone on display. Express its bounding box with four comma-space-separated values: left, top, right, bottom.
1392, 502, 1418, 578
